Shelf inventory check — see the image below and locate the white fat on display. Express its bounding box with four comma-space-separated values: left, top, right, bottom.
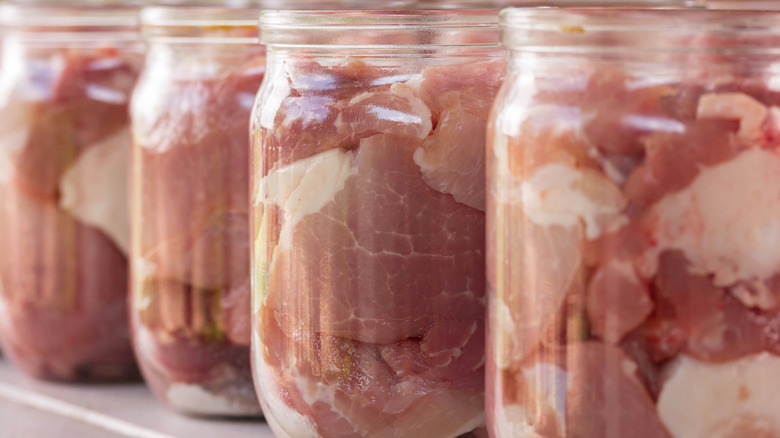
166, 383, 262, 417
59, 127, 131, 254
658, 353, 780, 438
134, 256, 157, 280
413, 148, 430, 170
252, 330, 321, 438
642, 149, 780, 286
518, 163, 627, 240
259, 148, 355, 249
493, 404, 546, 438
389, 82, 432, 139
294, 366, 336, 412
730, 280, 778, 311
696, 92, 768, 143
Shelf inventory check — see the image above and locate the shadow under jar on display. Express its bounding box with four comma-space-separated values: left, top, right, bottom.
130, 7, 265, 417
0, 3, 141, 382
487, 7, 780, 438
251, 9, 505, 438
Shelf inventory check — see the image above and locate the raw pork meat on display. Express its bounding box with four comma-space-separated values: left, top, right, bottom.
131, 54, 265, 415
253, 58, 503, 437
488, 62, 780, 437
0, 47, 139, 381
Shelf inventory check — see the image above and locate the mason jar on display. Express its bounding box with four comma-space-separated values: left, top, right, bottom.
251, 9, 504, 438
0, 3, 141, 382
488, 8, 780, 438
130, 7, 264, 417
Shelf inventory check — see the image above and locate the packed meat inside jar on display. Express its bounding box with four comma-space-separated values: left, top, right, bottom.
0, 47, 139, 381
253, 58, 504, 437
131, 54, 265, 415
487, 65, 780, 438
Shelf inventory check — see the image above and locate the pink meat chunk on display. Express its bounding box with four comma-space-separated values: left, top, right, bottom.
10, 50, 136, 201
505, 343, 672, 438
410, 61, 505, 211
534, 67, 677, 157
222, 280, 251, 346
262, 61, 400, 170
415, 104, 487, 211
267, 133, 485, 346
490, 66, 780, 438
490, 206, 584, 364
260, 307, 485, 437
587, 260, 654, 344
0, 46, 138, 381
415, 59, 504, 121
133, 315, 251, 385
0, 182, 133, 380
142, 212, 250, 293
624, 120, 742, 207
647, 251, 780, 363
136, 60, 263, 291
135, 58, 265, 348
565, 342, 672, 438
257, 60, 497, 437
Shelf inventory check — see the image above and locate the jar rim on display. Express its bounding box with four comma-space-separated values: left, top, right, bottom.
259, 9, 500, 48
141, 6, 261, 44
259, 9, 500, 27
705, 0, 780, 8
141, 6, 258, 29
0, 3, 139, 29
500, 8, 780, 50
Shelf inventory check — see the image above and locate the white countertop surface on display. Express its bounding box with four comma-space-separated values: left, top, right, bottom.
0, 358, 276, 438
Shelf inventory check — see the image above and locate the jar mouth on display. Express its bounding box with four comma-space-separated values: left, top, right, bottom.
259, 9, 500, 48
141, 6, 261, 44
500, 8, 780, 51
0, 3, 139, 29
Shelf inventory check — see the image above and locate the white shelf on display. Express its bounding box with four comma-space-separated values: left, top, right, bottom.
0, 358, 276, 438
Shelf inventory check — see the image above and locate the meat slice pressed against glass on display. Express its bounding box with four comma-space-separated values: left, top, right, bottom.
253, 58, 504, 438
0, 45, 140, 382
131, 49, 265, 415
488, 58, 780, 438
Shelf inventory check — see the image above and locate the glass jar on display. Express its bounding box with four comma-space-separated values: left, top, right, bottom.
488, 8, 780, 438
0, 4, 141, 382
251, 10, 503, 438
130, 7, 264, 417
